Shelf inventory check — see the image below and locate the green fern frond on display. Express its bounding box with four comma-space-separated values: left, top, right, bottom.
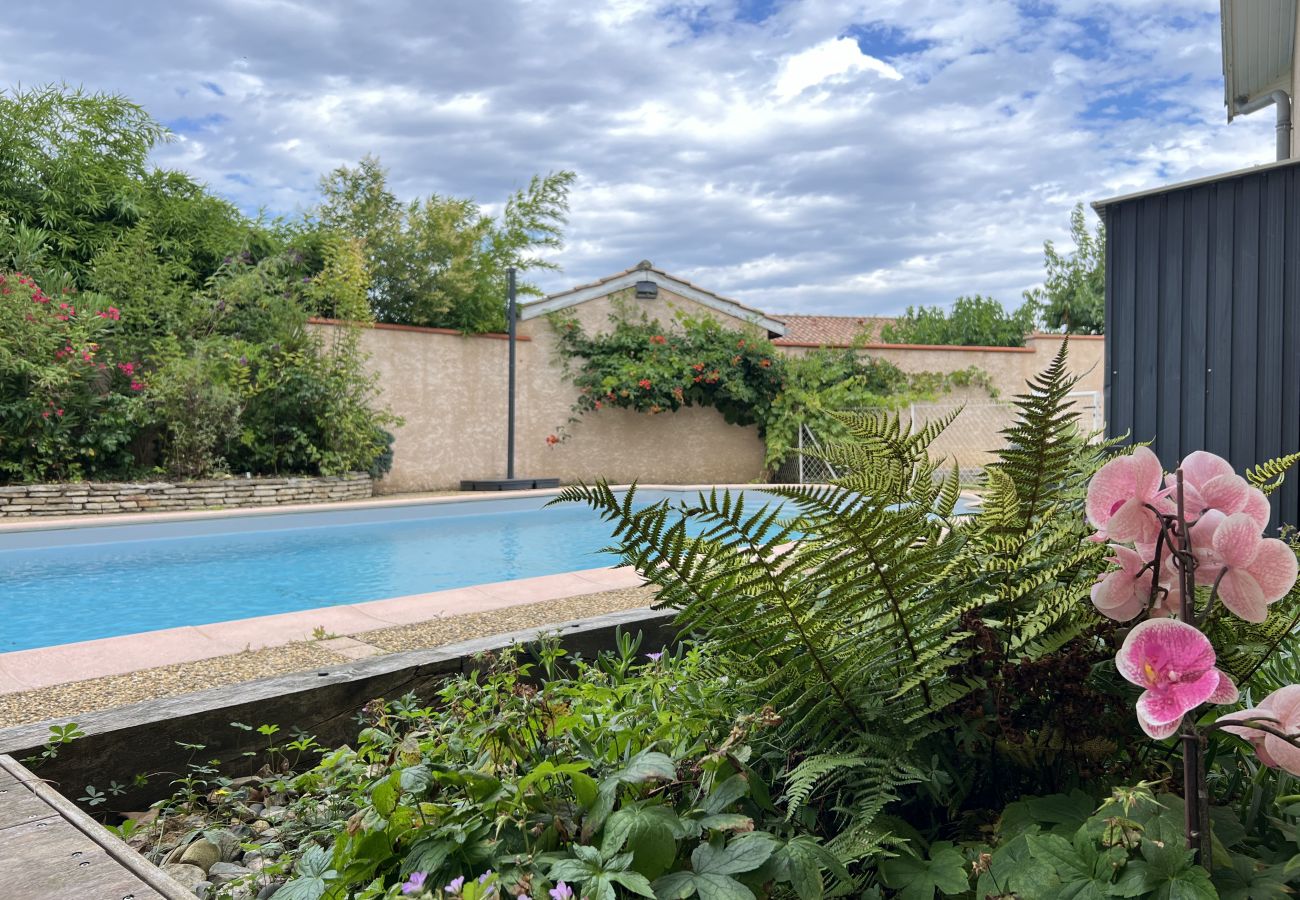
1247, 451, 1300, 496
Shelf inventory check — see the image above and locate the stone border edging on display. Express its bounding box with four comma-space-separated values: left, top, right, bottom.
0, 607, 676, 811
0, 473, 373, 518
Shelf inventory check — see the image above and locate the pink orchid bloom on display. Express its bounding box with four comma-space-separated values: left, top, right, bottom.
1219, 684, 1300, 774
1204, 513, 1299, 622
1086, 446, 1166, 544
1168, 451, 1272, 528
1115, 618, 1235, 739
1169, 451, 1249, 519
1091, 545, 1155, 621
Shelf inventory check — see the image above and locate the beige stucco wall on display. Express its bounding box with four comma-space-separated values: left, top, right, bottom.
774, 334, 1104, 402
314, 288, 770, 494
316, 298, 1106, 493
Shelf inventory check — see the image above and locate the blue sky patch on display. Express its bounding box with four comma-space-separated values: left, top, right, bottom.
844, 23, 933, 60
201, 80, 225, 97
164, 112, 229, 134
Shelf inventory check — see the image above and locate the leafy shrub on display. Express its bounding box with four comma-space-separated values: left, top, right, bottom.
128, 637, 841, 899
368, 428, 396, 480
879, 294, 1039, 347
0, 272, 144, 481
144, 351, 243, 478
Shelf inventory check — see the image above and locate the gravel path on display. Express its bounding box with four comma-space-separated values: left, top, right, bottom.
0, 586, 657, 729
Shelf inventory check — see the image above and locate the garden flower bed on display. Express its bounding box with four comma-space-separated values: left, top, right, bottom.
19, 344, 1300, 899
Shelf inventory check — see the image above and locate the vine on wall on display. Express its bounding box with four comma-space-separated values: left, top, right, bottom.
549, 301, 996, 471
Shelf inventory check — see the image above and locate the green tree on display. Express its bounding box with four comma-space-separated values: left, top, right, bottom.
879, 294, 1038, 347
0, 84, 398, 483
1027, 202, 1105, 334
315, 156, 575, 332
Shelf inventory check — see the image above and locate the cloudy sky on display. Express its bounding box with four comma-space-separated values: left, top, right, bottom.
0, 1, 1278, 316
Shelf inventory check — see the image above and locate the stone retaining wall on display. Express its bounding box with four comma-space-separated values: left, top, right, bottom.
0, 473, 373, 517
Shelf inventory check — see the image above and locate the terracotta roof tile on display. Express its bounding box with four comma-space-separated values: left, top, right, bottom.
771, 315, 894, 346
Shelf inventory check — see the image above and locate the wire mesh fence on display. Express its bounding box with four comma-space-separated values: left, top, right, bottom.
771, 391, 1103, 485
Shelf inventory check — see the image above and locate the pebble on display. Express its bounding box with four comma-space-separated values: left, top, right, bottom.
161, 862, 208, 892
250, 819, 272, 834
195, 882, 213, 900
208, 861, 253, 887
206, 828, 243, 862
179, 838, 221, 873
262, 805, 287, 822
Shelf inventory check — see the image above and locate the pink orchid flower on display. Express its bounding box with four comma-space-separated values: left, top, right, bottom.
1091, 545, 1155, 621
1203, 513, 1299, 622
1115, 618, 1237, 739
1168, 450, 1273, 527
1086, 446, 1166, 544
1219, 684, 1300, 774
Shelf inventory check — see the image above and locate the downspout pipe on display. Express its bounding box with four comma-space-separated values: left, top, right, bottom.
1237, 89, 1292, 160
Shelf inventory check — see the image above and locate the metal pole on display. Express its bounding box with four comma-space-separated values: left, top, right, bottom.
506, 268, 517, 480
798, 425, 804, 485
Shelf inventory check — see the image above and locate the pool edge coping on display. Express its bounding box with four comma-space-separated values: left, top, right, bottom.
0, 483, 780, 535
0, 564, 646, 696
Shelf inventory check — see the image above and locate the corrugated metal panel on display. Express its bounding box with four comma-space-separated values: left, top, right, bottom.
1104, 164, 1300, 529
1223, 0, 1296, 119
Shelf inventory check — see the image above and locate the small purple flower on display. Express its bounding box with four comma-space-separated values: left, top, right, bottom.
479, 870, 493, 883
646, 652, 663, 662
550, 883, 575, 900
445, 876, 466, 896
401, 871, 428, 895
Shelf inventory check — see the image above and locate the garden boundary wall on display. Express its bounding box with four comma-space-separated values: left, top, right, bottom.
310, 301, 1105, 494
0, 473, 372, 518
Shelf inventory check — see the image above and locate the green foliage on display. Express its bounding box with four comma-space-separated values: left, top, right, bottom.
144, 351, 243, 478
558, 342, 1144, 880
1247, 452, 1300, 497
1027, 203, 1106, 335
0, 272, 144, 481
131, 639, 840, 899
879, 294, 1040, 347
551, 303, 996, 472
0, 84, 399, 483
0, 84, 165, 282
552, 304, 785, 428
315, 154, 575, 331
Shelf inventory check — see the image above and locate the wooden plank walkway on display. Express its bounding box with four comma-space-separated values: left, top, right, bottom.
0, 755, 191, 900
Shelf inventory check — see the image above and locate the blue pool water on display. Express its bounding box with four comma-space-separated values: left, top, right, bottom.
0, 489, 977, 652
0, 490, 791, 652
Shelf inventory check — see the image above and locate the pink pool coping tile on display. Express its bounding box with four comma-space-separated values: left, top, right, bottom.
0, 563, 645, 696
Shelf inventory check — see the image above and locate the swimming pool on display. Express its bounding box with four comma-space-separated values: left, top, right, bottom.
0, 488, 978, 653
0, 489, 792, 652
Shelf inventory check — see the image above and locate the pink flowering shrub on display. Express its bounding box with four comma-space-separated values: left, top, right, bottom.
0, 272, 145, 482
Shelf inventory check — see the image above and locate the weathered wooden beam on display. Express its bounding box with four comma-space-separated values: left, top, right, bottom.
0, 608, 676, 812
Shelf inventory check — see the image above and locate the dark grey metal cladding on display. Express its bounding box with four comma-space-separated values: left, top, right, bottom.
1099, 162, 1300, 529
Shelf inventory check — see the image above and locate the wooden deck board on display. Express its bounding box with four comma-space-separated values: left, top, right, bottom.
0, 815, 167, 899
0, 755, 191, 900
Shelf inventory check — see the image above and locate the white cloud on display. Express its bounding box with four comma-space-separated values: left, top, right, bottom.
0, 0, 1277, 317
773, 36, 902, 101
